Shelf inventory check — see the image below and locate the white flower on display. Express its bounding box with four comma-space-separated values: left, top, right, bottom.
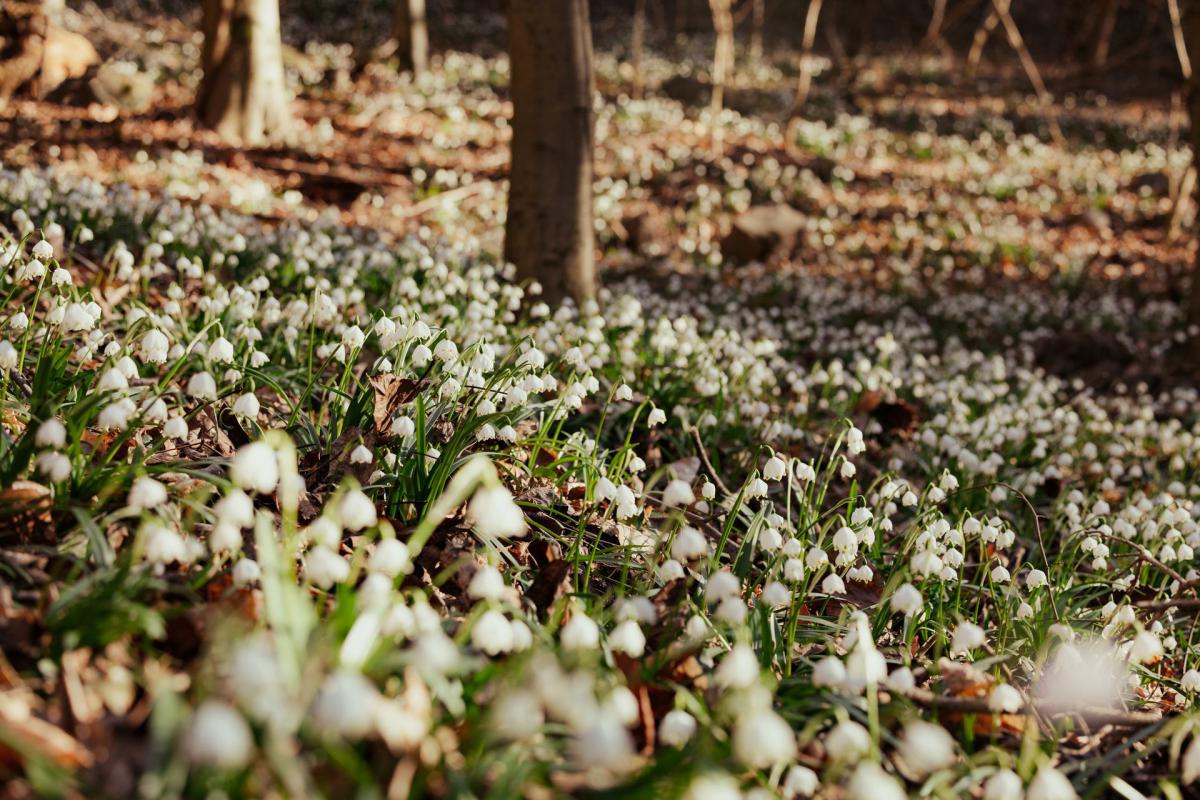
847, 762, 905, 800
35, 451, 71, 482
310, 669, 379, 740
467, 565, 506, 601
184, 700, 254, 769
762, 455, 787, 481
187, 371, 218, 400
890, 583, 923, 616
671, 526, 708, 561
128, 476, 167, 511
36, 419, 66, 449
951, 621, 986, 656
98, 400, 134, 430
988, 683, 1023, 713
821, 572, 846, 595
706, 570, 740, 603
1181, 670, 1200, 693
609, 620, 646, 657
715, 644, 759, 690
368, 539, 410, 577
761, 581, 791, 608
349, 444, 373, 464
733, 707, 795, 768
230, 442, 278, 494
232, 558, 261, 586
391, 415, 415, 437
490, 689, 544, 740
984, 769, 1024, 800
899, 720, 956, 777
1185, 734, 1200, 784
98, 368, 129, 393
144, 522, 189, 565
662, 479, 695, 507
305, 546, 350, 588
784, 765, 819, 798
682, 773, 740, 800
140, 329, 170, 364
342, 325, 365, 350
339, 488, 377, 531
468, 485, 526, 539
1026, 765, 1077, 800
1026, 568, 1048, 589
208, 336, 235, 363
472, 610, 514, 656
163, 416, 189, 439
614, 383, 633, 401
232, 392, 260, 419
658, 709, 697, 747
1129, 630, 1163, 663
561, 612, 601, 650
8, 312, 28, 332
812, 656, 848, 690
840, 458, 856, 479
31, 239, 54, 260
647, 407, 666, 427
826, 719, 870, 762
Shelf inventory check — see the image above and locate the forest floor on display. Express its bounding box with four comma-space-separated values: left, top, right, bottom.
3, 2, 1200, 799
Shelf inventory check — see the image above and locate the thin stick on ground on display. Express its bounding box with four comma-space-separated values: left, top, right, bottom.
687, 424, 731, 498
989, 0, 1066, 149
898, 686, 1164, 729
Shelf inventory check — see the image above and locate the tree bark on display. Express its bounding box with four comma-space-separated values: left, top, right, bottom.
1182, 0, 1200, 322
749, 0, 765, 61
392, 0, 428, 76
707, 0, 733, 118
504, 0, 596, 305
197, 0, 292, 146
631, 0, 646, 98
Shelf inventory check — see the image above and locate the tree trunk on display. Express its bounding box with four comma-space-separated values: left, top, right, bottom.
1091, 0, 1119, 68
197, 0, 292, 146
749, 0, 765, 60
707, 0, 733, 118
1182, 0, 1200, 322
392, 0, 428, 75
631, 0, 645, 98
504, 0, 596, 305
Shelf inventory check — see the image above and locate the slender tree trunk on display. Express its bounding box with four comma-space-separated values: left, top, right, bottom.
504, 0, 596, 305
791, 0, 824, 115
749, 0, 765, 61
1181, 0, 1200, 322
920, 0, 947, 50
632, 0, 646, 98
1091, 0, 1119, 69
965, 2, 999, 80
392, 0, 428, 75
707, 0, 734, 118
197, 0, 291, 145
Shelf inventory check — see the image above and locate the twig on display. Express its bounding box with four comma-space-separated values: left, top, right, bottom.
686, 424, 731, 497
898, 686, 1164, 729
1090, 531, 1189, 587
989, 0, 1066, 150
394, 182, 492, 219
1133, 597, 1200, 612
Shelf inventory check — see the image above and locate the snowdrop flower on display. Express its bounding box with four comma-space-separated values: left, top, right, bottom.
128, 476, 167, 511
36, 419, 66, 449
1026, 765, 1077, 800
339, 488, 377, 531
230, 442, 278, 494
561, 612, 601, 650
899, 720, 956, 776
187, 371, 218, 400
989, 683, 1023, 713
184, 700, 254, 769
890, 583, 923, 616
658, 710, 697, 747
984, 769, 1024, 800
468, 485, 526, 539
951, 621, 986, 656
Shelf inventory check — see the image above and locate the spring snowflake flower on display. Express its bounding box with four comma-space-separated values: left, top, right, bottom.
561, 612, 601, 651
825, 719, 870, 762
658, 710, 697, 747
35, 451, 71, 482
951, 621, 986, 655
349, 444, 373, 464
310, 670, 379, 740
231, 558, 261, 586
840, 458, 856, 479
468, 485, 526, 539
36, 419, 66, 449
98, 368, 129, 393
682, 773, 740, 800
662, 479, 695, 507
391, 415, 415, 437
609, 620, 646, 657
762, 454, 787, 481
339, 489, 377, 531
187, 371, 218, 400
715, 644, 759, 690
31, 239, 54, 260
163, 416, 188, 439
784, 766, 819, 798
1129, 630, 1163, 663
1185, 734, 1200, 784
144, 522, 189, 565
230, 442, 278, 494
98, 400, 134, 430
733, 707, 795, 768
128, 476, 167, 511
1026, 765, 1077, 800
207, 337, 235, 363
8, 311, 28, 332
472, 610, 514, 655
812, 656, 848, 691
706, 570, 740, 603
368, 539, 411, 577
899, 720, 956, 776
1181, 670, 1200, 693
821, 572, 846, 595
183, 700, 254, 769
744, 477, 769, 498
647, 407, 666, 427
468, 565, 505, 601
342, 325, 365, 350
847, 762, 905, 800
890, 583, 923, 616
991, 565, 1011, 583
614, 383, 633, 401
671, 526, 707, 561
846, 425, 865, 455
1026, 568, 1048, 589
984, 769, 1023, 800
988, 683, 1023, 713
761, 581, 791, 608
306, 546, 350, 588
